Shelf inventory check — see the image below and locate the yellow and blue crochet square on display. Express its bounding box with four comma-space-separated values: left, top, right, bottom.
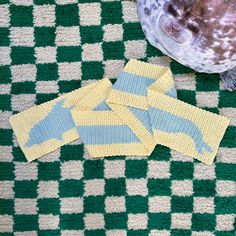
10, 60, 230, 164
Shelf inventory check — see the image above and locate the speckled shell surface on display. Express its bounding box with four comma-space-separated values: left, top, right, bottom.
137, 0, 236, 73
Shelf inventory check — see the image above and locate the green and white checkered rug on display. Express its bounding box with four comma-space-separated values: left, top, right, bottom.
0, 0, 235, 235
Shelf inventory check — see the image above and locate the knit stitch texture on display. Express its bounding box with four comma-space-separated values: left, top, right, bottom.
0, 1, 235, 235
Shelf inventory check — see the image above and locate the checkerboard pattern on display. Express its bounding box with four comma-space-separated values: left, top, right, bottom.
0, 0, 235, 235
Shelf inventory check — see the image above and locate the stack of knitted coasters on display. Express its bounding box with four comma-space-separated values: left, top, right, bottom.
10, 59, 230, 164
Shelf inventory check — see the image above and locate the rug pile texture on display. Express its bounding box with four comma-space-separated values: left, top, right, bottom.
0, 0, 235, 235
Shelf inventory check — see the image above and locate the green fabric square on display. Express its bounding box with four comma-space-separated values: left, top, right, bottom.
215, 232, 236, 236
13, 147, 26, 162
36, 63, 58, 81
85, 230, 106, 236
59, 180, 84, 197
0, 162, 14, 180
215, 197, 236, 214
220, 126, 236, 148
105, 178, 126, 196
0, 28, 9, 46
196, 73, 220, 91
60, 145, 84, 161
84, 196, 105, 213
11, 47, 35, 65
34, 0, 55, 4
57, 46, 82, 62
0, 66, 11, 84
171, 162, 193, 179
192, 214, 215, 231
171, 230, 191, 236
148, 179, 171, 196
171, 196, 193, 213
10, 5, 33, 26
80, 26, 103, 44
127, 230, 148, 236
38, 198, 60, 214
58, 80, 81, 93
148, 213, 171, 229
14, 215, 38, 231
177, 90, 196, 105
0, 129, 12, 145
14, 180, 38, 198
36, 93, 58, 105
0, 199, 14, 214
35, 27, 56, 46
0, 0, 9, 3
82, 62, 104, 80
60, 214, 84, 230
11, 82, 35, 94
38, 230, 60, 236
149, 145, 171, 161
125, 160, 147, 178
102, 42, 124, 60
216, 163, 236, 180
56, 4, 79, 26
123, 23, 145, 41
219, 91, 236, 108
126, 196, 148, 213
105, 213, 127, 229
146, 43, 164, 58
101, 2, 122, 25
0, 94, 11, 111
170, 60, 195, 74
193, 180, 216, 196
84, 160, 104, 179
38, 162, 60, 180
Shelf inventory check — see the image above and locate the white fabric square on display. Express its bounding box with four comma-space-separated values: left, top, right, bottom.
105, 197, 126, 213
0, 111, 12, 129
0, 84, 11, 95
11, 94, 36, 112
128, 214, 148, 230
216, 214, 235, 231
38, 181, 59, 198
61, 231, 84, 236
36, 81, 59, 94
194, 163, 215, 179
217, 147, 236, 163
220, 108, 236, 126
174, 73, 196, 91
0, 5, 10, 27
39, 214, 59, 230
61, 161, 83, 180
106, 230, 127, 236
216, 180, 236, 196
10, 27, 34, 46
171, 213, 192, 229
149, 196, 170, 213
104, 60, 125, 79
0, 215, 13, 233
171, 150, 194, 162
15, 162, 38, 180
38, 149, 60, 162
0, 181, 14, 199
0, 47, 11, 66
148, 160, 170, 179
14, 232, 37, 236
82, 43, 103, 61
56, 27, 81, 46
193, 197, 215, 214
84, 179, 105, 196
196, 92, 219, 108
79, 3, 101, 26
84, 213, 104, 230
192, 232, 214, 236
125, 40, 146, 59
10, 0, 33, 5
56, 0, 78, 4
148, 56, 171, 67
60, 197, 83, 214
15, 198, 38, 215
58, 62, 82, 81
104, 160, 125, 178
122, 1, 138, 23
149, 230, 170, 236
11, 64, 36, 82
171, 180, 193, 196
103, 24, 123, 42
0, 146, 13, 162
35, 47, 56, 64
126, 179, 147, 196
33, 5, 55, 27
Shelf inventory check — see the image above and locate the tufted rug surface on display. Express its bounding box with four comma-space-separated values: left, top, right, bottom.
0, 0, 235, 235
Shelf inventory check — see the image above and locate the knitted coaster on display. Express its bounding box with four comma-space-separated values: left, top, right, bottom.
10, 60, 230, 164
